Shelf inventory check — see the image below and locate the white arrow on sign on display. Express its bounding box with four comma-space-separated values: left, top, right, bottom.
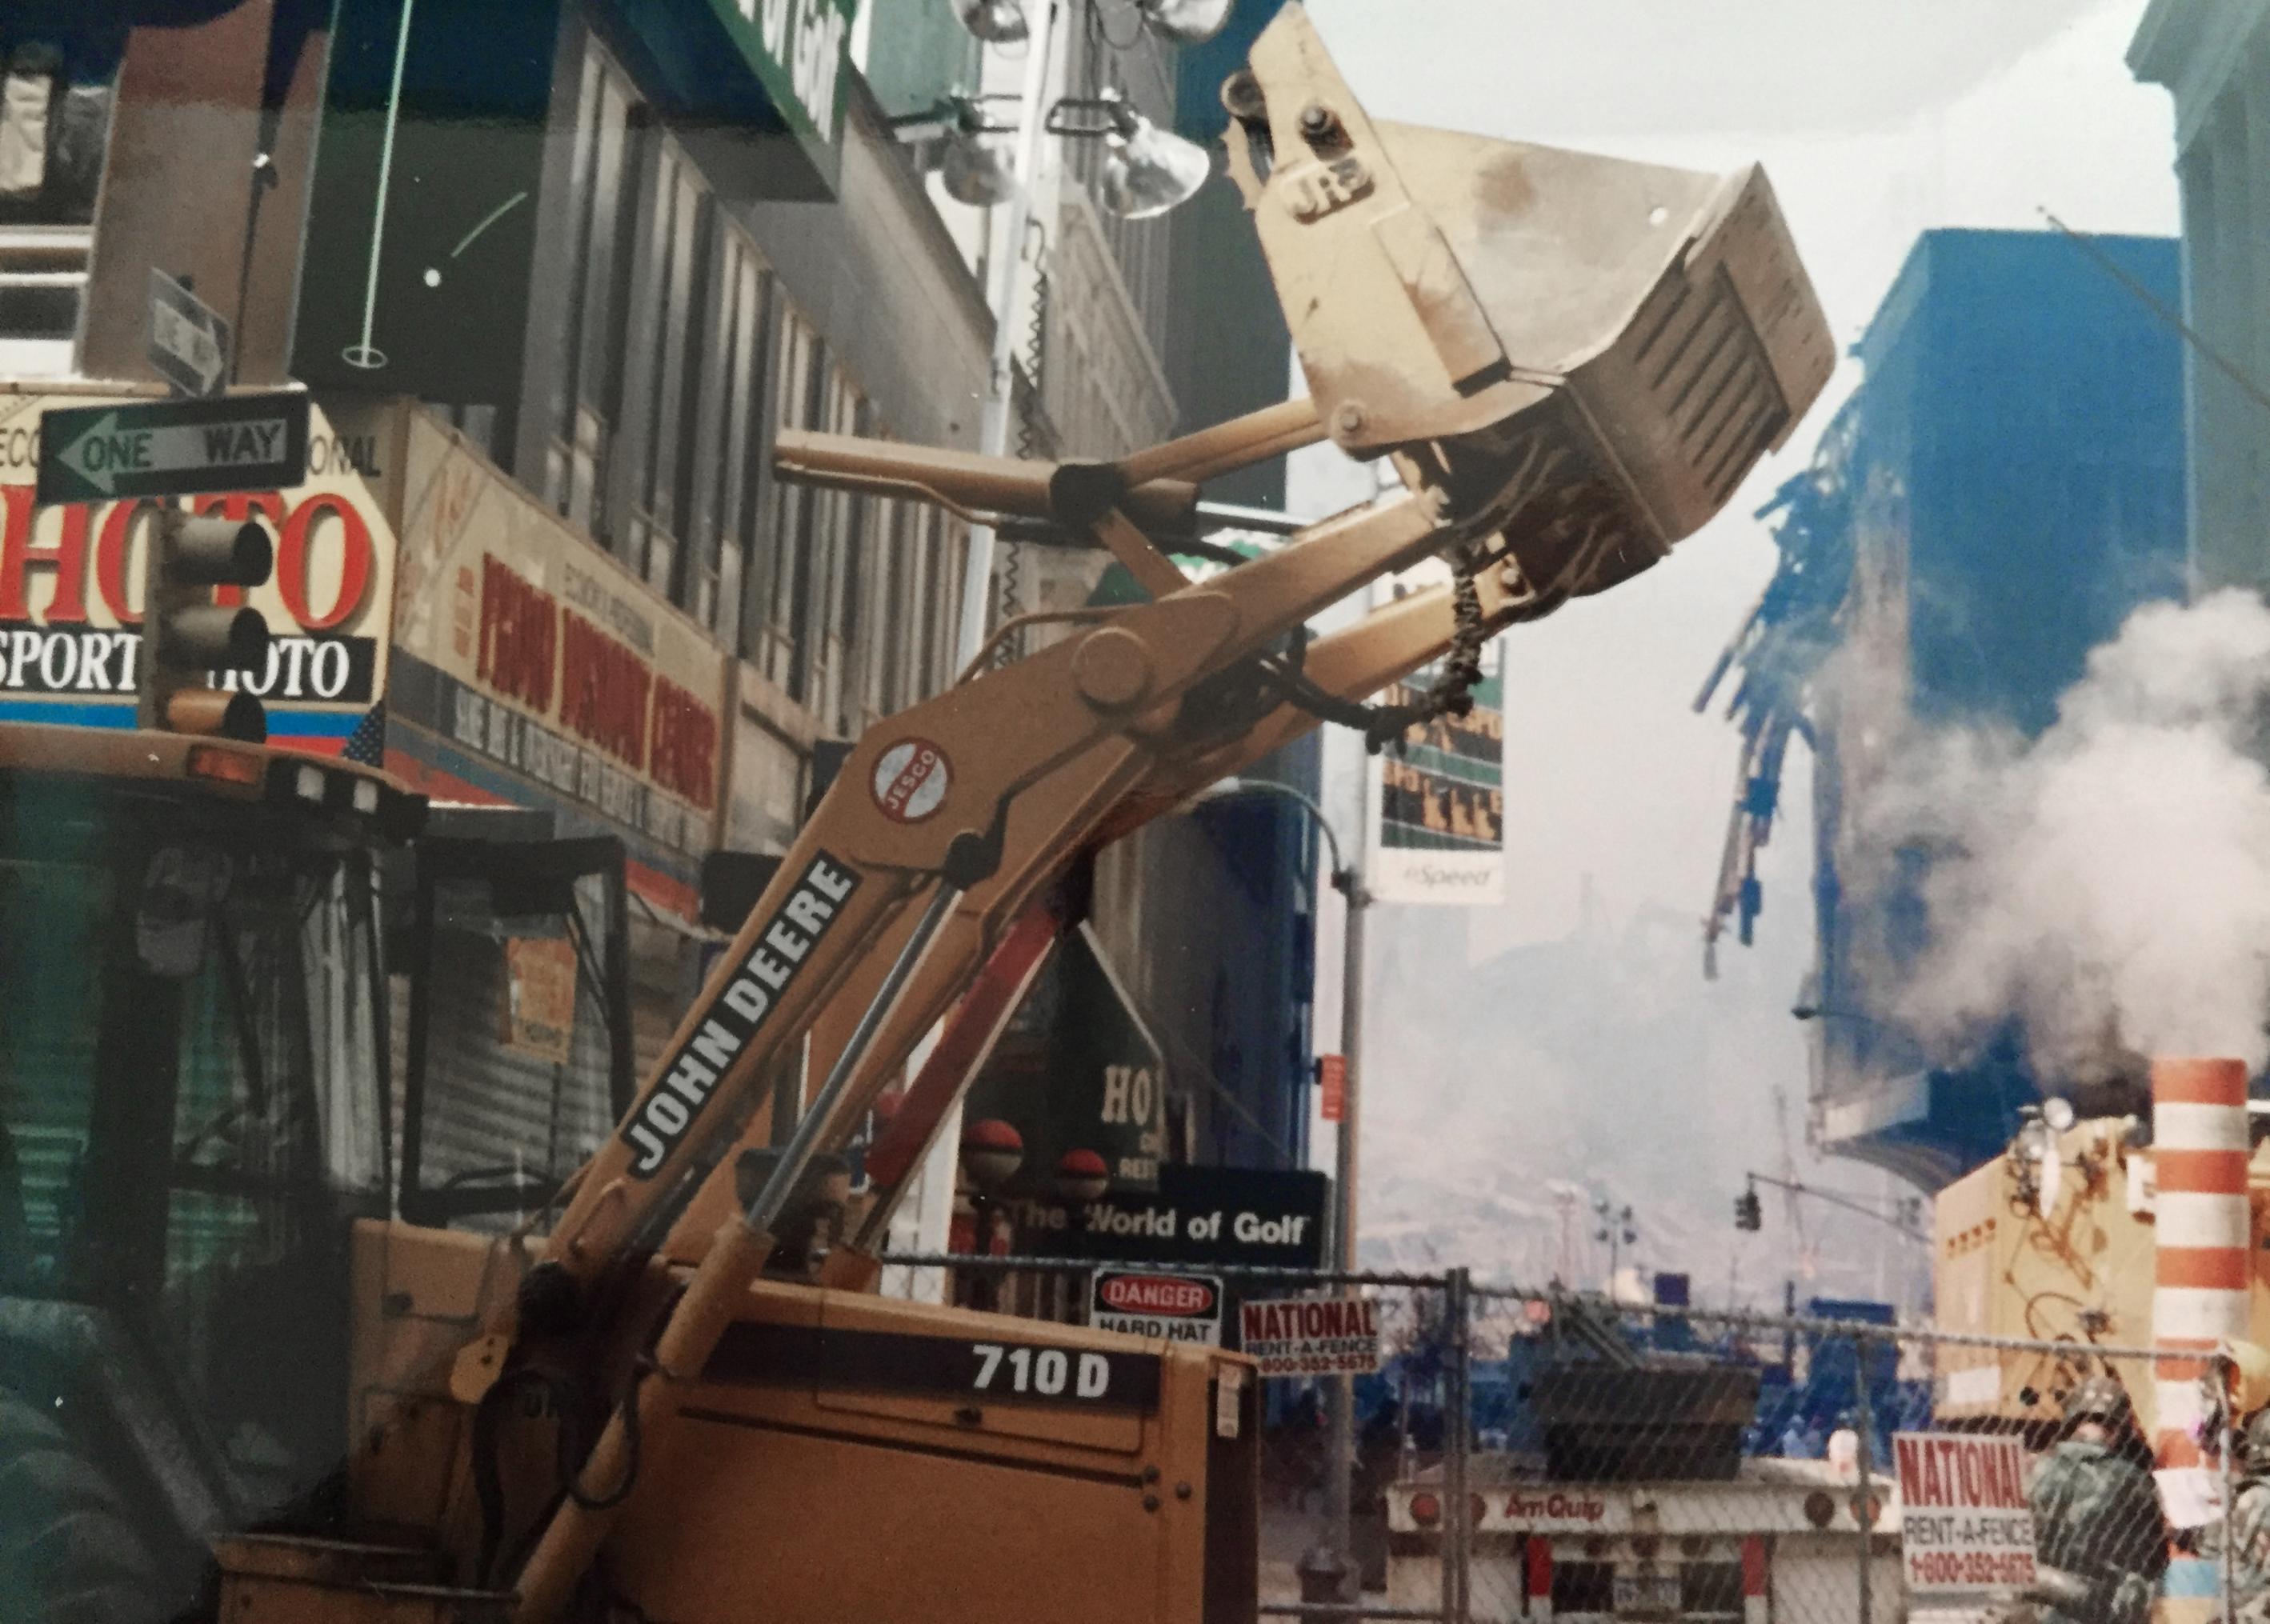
58, 411, 293, 497
150, 300, 226, 396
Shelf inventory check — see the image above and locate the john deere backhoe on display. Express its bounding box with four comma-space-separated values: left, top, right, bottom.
0, 8, 1829, 1621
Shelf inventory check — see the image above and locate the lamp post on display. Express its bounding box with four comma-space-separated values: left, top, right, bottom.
1189, 773, 1365, 1596
954, 0, 1059, 672
1593, 1197, 1637, 1295
939, 2, 1226, 670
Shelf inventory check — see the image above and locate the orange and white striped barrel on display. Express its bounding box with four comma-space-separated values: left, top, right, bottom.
2152, 1057, 2252, 1469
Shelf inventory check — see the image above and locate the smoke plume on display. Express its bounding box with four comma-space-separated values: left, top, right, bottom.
1868, 589, 2270, 1075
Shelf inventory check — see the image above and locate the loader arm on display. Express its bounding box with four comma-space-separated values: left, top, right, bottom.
438, 7, 1829, 1617
658, 566, 1537, 1267
538, 485, 1443, 1278
501, 483, 1451, 1618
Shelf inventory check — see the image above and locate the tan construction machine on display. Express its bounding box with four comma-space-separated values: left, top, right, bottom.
1932, 1102, 2260, 1436
0, 7, 1828, 1621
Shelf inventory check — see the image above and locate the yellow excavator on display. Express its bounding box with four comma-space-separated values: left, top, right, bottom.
0, 8, 1829, 1621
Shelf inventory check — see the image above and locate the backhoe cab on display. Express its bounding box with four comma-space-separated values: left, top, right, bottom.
0, 726, 421, 1617
0, 6, 1829, 1623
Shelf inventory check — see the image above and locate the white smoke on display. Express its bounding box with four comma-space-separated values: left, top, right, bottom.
1868, 589, 2270, 1075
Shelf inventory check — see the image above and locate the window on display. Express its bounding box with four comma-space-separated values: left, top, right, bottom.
753, 307, 820, 689
527, 41, 959, 721
1680, 1562, 1746, 1620
542, 45, 645, 540
0, 21, 121, 374
1551, 1562, 1615, 1615
875, 496, 914, 714
536, 52, 799, 650
710, 240, 774, 649
611, 138, 710, 596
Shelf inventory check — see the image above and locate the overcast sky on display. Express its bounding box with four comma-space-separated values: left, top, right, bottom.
1282, 0, 2180, 1282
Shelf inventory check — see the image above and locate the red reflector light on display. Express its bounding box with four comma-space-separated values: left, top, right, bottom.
186, 746, 263, 787
1409, 1492, 1440, 1526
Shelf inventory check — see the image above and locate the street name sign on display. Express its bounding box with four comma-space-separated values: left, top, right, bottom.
35, 393, 310, 506
147, 269, 230, 398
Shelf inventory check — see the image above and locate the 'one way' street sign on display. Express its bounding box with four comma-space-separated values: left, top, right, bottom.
34, 393, 310, 506
147, 269, 230, 398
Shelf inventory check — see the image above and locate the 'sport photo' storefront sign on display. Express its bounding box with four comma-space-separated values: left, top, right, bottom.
0, 390, 394, 758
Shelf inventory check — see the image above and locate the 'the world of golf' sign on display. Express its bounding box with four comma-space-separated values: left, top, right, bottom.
35, 393, 310, 506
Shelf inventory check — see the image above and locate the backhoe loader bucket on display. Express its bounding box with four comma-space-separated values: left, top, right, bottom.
1224, 5, 1833, 607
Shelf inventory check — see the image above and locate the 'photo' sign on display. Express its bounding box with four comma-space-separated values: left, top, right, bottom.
1239, 1296, 1382, 1378
1893, 1431, 2036, 1597
0, 389, 394, 759
1090, 1270, 1223, 1346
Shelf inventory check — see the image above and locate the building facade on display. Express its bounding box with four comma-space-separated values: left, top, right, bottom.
2130, 0, 2270, 599
0, 0, 1320, 1239
1709, 229, 2187, 1188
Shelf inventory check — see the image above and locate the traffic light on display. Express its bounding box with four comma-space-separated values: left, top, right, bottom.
138, 504, 272, 742
1735, 1186, 1763, 1232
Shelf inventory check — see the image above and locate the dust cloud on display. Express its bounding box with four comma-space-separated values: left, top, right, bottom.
1868, 589, 2270, 1075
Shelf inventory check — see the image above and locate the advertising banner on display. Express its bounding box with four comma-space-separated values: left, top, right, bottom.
1892, 1431, 2037, 1598
386, 413, 727, 916
962, 922, 1168, 1195
1367, 559, 1505, 906
1007, 1166, 1330, 1270
0, 389, 394, 758
1089, 1270, 1223, 1346
1238, 1295, 1383, 1378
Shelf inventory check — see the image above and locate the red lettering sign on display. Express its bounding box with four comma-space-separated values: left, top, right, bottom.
0, 483, 87, 622
0, 483, 377, 632
648, 674, 718, 810
477, 554, 558, 715
277, 492, 374, 630
1099, 1275, 1216, 1316
1895, 1434, 2029, 1510
558, 608, 651, 771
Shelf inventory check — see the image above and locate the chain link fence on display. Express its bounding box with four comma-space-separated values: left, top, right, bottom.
883, 1254, 2255, 1624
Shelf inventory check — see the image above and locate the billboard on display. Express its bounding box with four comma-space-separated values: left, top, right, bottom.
0, 389, 394, 758
383, 412, 727, 917
1367, 560, 1505, 906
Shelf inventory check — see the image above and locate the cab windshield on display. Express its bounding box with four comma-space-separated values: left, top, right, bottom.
0, 771, 385, 1514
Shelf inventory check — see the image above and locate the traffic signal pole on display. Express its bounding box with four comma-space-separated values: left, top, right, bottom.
1323, 854, 1367, 1598
138, 502, 276, 740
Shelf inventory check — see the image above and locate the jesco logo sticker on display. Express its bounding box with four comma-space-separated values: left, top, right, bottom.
620, 852, 859, 1176
871, 738, 950, 823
